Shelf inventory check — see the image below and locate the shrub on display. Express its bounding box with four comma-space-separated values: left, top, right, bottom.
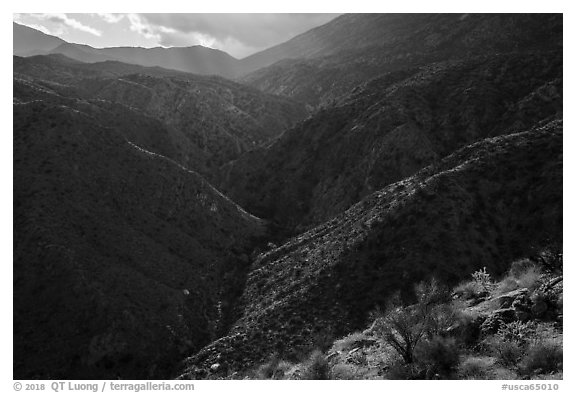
330, 363, 358, 380
497, 321, 537, 344
372, 304, 427, 364
415, 336, 460, 379
454, 280, 486, 300
516, 265, 542, 291
452, 309, 485, 347
332, 332, 371, 353
424, 303, 459, 339
372, 279, 450, 364
472, 267, 494, 292
458, 357, 493, 379
498, 259, 543, 295
519, 338, 563, 376
300, 350, 330, 380
348, 349, 368, 366
509, 258, 538, 278
532, 248, 563, 275
384, 360, 424, 380
255, 355, 293, 379
483, 335, 524, 368
496, 277, 519, 295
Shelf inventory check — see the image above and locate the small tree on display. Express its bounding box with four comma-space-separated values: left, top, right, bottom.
375, 304, 427, 364
372, 278, 450, 364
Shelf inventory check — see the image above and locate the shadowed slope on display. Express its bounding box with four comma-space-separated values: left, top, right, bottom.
13, 99, 266, 379
14, 54, 308, 178
220, 52, 562, 230
181, 120, 562, 378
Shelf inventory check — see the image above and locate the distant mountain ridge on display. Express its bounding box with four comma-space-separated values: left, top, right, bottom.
13, 22, 66, 56
13, 22, 241, 78
14, 14, 563, 83
240, 13, 563, 107
14, 54, 307, 178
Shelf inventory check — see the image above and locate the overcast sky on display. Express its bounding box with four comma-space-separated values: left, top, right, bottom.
13, 13, 340, 58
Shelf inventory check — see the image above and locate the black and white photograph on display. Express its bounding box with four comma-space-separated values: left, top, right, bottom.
9, 3, 569, 387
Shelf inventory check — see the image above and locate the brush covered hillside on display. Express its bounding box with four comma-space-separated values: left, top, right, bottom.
181, 120, 562, 379
220, 51, 562, 229
13, 22, 241, 78
13, 13, 563, 381
230, 256, 563, 380
240, 14, 562, 108
14, 54, 307, 177
13, 95, 271, 378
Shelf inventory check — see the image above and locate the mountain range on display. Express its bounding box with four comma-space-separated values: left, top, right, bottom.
13, 13, 563, 380
14, 53, 307, 178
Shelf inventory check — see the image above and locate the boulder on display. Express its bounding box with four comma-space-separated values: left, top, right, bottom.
492, 288, 529, 309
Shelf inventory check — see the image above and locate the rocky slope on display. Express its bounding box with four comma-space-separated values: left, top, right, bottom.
240, 255, 563, 380
240, 14, 562, 108
14, 54, 307, 177
13, 96, 269, 379
219, 51, 562, 230
181, 120, 562, 378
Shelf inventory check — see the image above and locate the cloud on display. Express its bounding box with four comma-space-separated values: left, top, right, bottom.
126, 13, 339, 57
97, 13, 125, 24
28, 13, 102, 36
126, 13, 160, 40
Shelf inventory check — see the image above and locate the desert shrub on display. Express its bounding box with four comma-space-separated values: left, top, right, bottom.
484, 321, 538, 368
497, 321, 537, 344
483, 335, 524, 368
424, 303, 459, 339
372, 304, 427, 364
532, 247, 563, 275
414, 278, 451, 305
509, 258, 538, 278
332, 332, 371, 353
516, 265, 542, 291
300, 350, 330, 380
372, 279, 451, 364
472, 267, 495, 292
519, 338, 563, 376
384, 360, 425, 380
348, 349, 368, 366
480, 314, 505, 335
452, 308, 485, 346
496, 259, 544, 296
330, 363, 358, 380
255, 355, 293, 379
415, 336, 460, 379
496, 277, 520, 295
454, 280, 486, 300
458, 357, 493, 379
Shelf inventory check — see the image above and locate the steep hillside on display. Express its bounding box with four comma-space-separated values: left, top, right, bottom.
181, 120, 562, 378
220, 52, 562, 229
13, 99, 268, 379
14, 55, 307, 177
240, 14, 562, 107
